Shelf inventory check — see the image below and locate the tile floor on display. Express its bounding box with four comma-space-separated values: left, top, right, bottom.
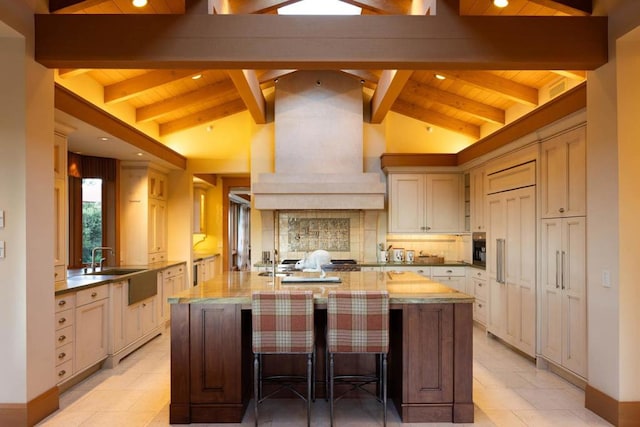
38, 326, 612, 426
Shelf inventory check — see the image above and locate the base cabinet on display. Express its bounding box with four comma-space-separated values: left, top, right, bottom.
170, 301, 473, 424
75, 285, 109, 373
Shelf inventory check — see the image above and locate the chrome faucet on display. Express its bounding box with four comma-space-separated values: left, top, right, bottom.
91, 247, 114, 272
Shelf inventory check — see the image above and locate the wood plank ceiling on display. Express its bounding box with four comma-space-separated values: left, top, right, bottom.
49, 0, 591, 142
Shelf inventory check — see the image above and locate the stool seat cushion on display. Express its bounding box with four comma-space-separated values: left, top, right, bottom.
252, 290, 314, 354
327, 290, 389, 353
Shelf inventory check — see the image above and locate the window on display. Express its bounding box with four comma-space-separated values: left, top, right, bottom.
82, 178, 103, 264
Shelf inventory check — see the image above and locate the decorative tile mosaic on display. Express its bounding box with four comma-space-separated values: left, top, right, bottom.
288, 218, 350, 252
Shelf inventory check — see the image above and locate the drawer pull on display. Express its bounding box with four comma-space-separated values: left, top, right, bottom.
91, 292, 98, 298
58, 352, 66, 359
478, 283, 483, 287
478, 303, 483, 308
58, 335, 66, 342
477, 272, 481, 276
58, 300, 66, 307
58, 318, 66, 324
58, 370, 66, 377
446, 270, 452, 273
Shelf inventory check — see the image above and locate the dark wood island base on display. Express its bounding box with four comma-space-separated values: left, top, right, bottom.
168, 271, 474, 424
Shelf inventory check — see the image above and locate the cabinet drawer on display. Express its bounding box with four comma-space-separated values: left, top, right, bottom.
474, 278, 487, 299
56, 360, 73, 383
55, 310, 74, 331
55, 293, 76, 313
469, 268, 486, 281
76, 285, 109, 306
163, 264, 185, 278
431, 266, 466, 277
54, 265, 66, 283
474, 298, 487, 324
56, 325, 74, 348
56, 342, 73, 366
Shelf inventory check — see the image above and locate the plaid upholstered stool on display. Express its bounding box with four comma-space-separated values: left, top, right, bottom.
326, 290, 389, 427
251, 290, 315, 427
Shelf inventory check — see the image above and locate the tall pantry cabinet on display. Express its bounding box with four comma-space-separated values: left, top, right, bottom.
486, 160, 537, 357
539, 126, 587, 378
120, 163, 168, 265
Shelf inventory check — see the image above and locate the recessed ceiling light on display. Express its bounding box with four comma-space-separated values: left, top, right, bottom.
136, 152, 144, 157
98, 136, 110, 141
434, 74, 446, 80
493, 0, 509, 8
192, 74, 203, 80
132, 0, 147, 7
206, 125, 213, 132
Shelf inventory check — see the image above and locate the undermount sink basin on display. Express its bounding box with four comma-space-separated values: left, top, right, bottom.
85, 268, 146, 276
257, 271, 292, 277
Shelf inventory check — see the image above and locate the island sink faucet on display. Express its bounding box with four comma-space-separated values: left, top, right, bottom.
91, 246, 114, 272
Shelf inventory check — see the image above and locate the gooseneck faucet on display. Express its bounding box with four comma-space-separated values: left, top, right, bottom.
91, 246, 114, 272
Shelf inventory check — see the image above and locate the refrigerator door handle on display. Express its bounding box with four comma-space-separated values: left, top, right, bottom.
496, 238, 506, 284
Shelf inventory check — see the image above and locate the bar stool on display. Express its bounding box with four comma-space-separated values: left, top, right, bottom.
251, 290, 315, 427
326, 290, 389, 426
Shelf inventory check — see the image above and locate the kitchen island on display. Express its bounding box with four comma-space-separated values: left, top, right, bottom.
168, 270, 474, 424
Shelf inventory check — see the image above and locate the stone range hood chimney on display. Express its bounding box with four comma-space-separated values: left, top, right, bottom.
253, 70, 385, 210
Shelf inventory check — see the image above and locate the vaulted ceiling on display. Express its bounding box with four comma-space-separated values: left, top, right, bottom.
41, 0, 601, 153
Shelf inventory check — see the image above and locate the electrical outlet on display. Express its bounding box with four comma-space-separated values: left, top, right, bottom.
0, 240, 5, 259
602, 270, 611, 288
0, 210, 4, 228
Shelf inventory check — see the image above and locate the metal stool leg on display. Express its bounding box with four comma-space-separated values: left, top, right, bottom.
383, 353, 387, 427
254, 354, 259, 427
329, 353, 335, 427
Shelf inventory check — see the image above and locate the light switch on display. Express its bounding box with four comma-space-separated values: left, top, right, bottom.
602, 270, 611, 288
0, 240, 5, 259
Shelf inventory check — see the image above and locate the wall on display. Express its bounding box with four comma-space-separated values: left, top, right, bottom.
0, 2, 56, 409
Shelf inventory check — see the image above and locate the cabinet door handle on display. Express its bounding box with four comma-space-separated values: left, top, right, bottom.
58, 300, 66, 307
58, 352, 66, 359
91, 292, 97, 298
561, 250, 566, 290
496, 239, 506, 284
556, 251, 560, 289
58, 335, 66, 342
478, 303, 483, 308
478, 283, 483, 287
58, 317, 66, 324
58, 370, 67, 377
559, 208, 565, 213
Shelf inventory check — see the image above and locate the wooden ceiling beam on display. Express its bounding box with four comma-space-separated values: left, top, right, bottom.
256, 69, 297, 83
402, 79, 505, 124
222, 0, 299, 14
371, 70, 413, 123
341, 0, 411, 15
391, 99, 481, 139
159, 98, 247, 136
529, 0, 592, 16
136, 79, 237, 123
551, 70, 587, 80
434, 70, 539, 106
57, 69, 90, 79
104, 69, 204, 104
341, 69, 381, 84
34, 13, 608, 70
49, 0, 109, 13
227, 70, 267, 124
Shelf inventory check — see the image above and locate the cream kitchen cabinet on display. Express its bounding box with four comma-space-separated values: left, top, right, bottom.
486, 185, 536, 357
75, 285, 109, 374
53, 129, 68, 284
121, 163, 168, 265
125, 295, 158, 348
55, 293, 75, 384
467, 267, 487, 326
159, 263, 186, 326
388, 173, 463, 233
540, 126, 586, 219
383, 265, 431, 278
469, 166, 486, 232
431, 266, 467, 293
540, 217, 587, 378
193, 184, 207, 234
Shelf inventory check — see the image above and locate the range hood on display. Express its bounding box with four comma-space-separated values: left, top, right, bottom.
253, 71, 385, 210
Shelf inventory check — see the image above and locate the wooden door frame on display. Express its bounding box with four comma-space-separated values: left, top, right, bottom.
222, 177, 251, 271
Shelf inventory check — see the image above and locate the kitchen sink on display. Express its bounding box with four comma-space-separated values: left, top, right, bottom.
85, 268, 146, 276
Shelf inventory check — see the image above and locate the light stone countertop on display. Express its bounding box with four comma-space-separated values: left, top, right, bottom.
168, 270, 474, 305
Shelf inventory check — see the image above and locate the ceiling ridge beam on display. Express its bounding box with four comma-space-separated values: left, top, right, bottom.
159, 98, 247, 136
222, 0, 299, 14
370, 70, 413, 123
136, 79, 237, 123
529, 0, 592, 16
551, 70, 586, 80
104, 69, 204, 104
49, 0, 110, 14
341, 0, 411, 15
34, 14, 608, 70
434, 70, 539, 106
227, 70, 267, 124
403, 79, 505, 124
392, 99, 480, 139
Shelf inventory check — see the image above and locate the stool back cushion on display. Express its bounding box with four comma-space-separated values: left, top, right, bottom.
327, 290, 389, 353
252, 290, 314, 354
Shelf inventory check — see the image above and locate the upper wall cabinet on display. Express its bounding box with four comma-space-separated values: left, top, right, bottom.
469, 167, 486, 232
540, 126, 586, 218
193, 185, 207, 234
388, 173, 464, 233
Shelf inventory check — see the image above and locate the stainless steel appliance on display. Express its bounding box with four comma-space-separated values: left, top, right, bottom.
472, 232, 486, 268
